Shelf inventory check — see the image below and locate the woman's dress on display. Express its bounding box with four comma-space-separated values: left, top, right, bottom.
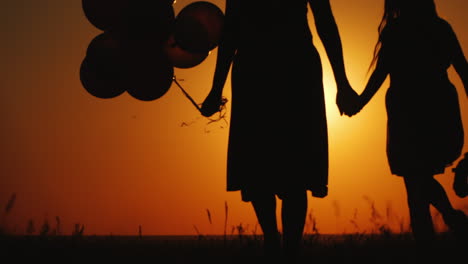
227, 0, 329, 200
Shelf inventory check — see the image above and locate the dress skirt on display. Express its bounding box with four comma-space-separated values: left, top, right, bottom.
385, 79, 464, 176
226, 43, 329, 201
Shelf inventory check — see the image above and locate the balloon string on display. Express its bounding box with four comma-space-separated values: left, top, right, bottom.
173, 76, 201, 112
173, 76, 229, 126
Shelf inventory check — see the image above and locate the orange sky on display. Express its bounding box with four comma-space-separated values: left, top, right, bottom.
1, 0, 467, 236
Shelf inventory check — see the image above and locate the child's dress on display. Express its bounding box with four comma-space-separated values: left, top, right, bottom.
380, 17, 464, 176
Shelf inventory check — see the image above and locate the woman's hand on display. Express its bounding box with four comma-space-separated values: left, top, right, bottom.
200, 92, 224, 117
336, 83, 361, 117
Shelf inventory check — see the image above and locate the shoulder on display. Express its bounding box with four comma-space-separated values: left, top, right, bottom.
432, 17, 459, 43
434, 17, 452, 28
433, 17, 456, 34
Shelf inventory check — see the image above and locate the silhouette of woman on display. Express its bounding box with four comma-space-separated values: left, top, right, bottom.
201, 0, 356, 260
347, 0, 468, 244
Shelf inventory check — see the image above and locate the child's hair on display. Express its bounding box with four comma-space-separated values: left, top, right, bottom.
368, 0, 439, 72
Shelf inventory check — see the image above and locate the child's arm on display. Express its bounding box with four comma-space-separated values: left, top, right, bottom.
359, 60, 388, 111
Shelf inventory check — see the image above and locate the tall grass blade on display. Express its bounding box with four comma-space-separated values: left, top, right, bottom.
206, 209, 212, 225
224, 201, 228, 241
4, 193, 16, 214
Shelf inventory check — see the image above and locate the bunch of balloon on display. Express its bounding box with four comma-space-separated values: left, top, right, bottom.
80, 0, 225, 106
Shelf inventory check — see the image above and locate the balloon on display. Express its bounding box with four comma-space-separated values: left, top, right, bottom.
82, 0, 128, 31
165, 35, 208, 69
80, 56, 126, 99
123, 0, 175, 42
86, 32, 123, 59
123, 39, 174, 101
173, 1, 224, 53
80, 33, 126, 99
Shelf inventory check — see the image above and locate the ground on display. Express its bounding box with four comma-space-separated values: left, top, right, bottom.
2, 233, 466, 264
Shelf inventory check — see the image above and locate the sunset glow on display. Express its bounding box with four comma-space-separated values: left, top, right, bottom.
0, 0, 467, 236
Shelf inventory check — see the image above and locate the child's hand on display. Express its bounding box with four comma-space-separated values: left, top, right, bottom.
336, 84, 361, 117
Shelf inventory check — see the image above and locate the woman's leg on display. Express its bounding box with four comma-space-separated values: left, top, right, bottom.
281, 190, 308, 260
403, 175, 435, 243
251, 194, 281, 257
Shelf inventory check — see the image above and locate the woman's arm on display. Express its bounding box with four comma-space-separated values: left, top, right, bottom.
308, 0, 358, 115
308, 0, 350, 87
200, 0, 239, 117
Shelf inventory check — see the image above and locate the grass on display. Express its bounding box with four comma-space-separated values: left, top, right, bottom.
1, 194, 466, 263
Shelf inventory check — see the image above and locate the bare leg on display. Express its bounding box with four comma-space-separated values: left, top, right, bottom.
418, 176, 467, 241
251, 194, 281, 258
281, 190, 307, 261
423, 177, 455, 216
403, 175, 435, 243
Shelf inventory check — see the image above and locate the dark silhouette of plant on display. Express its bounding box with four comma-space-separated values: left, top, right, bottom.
223, 201, 228, 244
4, 193, 16, 215
72, 223, 85, 237
26, 219, 35, 235
1, 193, 17, 234
55, 216, 61, 235
40, 218, 50, 237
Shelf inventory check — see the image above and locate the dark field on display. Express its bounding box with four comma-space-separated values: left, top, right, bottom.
2, 233, 466, 263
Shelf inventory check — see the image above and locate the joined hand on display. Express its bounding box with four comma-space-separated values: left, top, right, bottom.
336, 85, 361, 117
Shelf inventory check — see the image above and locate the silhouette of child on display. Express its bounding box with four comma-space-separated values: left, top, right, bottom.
201, 0, 357, 261
346, 0, 468, 244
